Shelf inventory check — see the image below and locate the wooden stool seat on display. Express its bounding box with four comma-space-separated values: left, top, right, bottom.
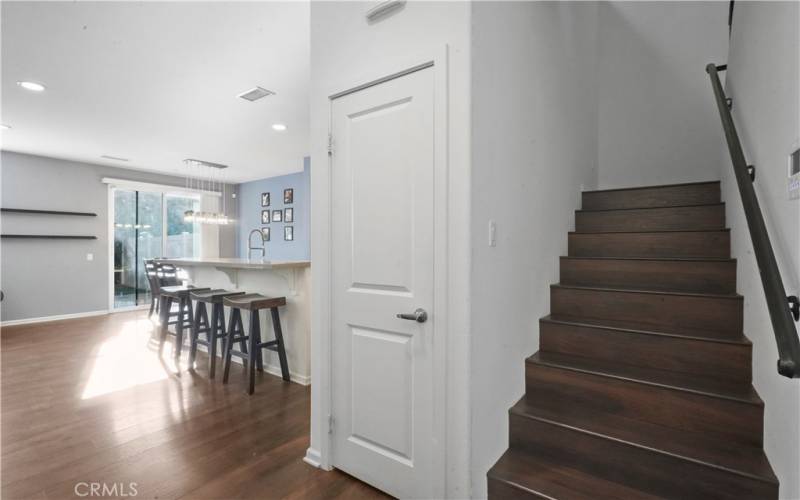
191, 289, 245, 304
161, 285, 208, 299
222, 293, 286, 310
222, 293, 290, 394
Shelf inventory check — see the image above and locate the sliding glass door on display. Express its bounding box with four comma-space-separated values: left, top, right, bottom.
113, 189, 199, 309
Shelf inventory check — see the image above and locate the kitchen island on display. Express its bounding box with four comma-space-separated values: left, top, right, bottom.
155, 257, 311, 385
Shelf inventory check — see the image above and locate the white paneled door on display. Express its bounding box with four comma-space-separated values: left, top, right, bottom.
331, 66, 436, 499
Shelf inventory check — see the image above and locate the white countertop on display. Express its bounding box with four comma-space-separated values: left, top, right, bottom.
154, 257, 310, 270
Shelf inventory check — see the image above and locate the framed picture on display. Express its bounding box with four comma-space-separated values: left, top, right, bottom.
261, 210, 270, 224
284, 188, 294, 204
284, 207, 294, 222
261, 192, 270, 207
261, 227, 270, 241
284, 225, 294, 241
272, 209, 283, 222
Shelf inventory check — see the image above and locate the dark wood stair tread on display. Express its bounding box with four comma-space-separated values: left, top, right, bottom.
552, 283, 742, 300
560, 256, 735, 262
576, 202, 724, 213
527, 352, 761, 405
511, 398, 777, 484
488, 448, 661, 500
542, 314, 751, 346
569, 228, 730, 235
582, 180, 720, 194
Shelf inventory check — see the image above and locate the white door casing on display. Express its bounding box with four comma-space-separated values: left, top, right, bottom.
330, 65, 437, 499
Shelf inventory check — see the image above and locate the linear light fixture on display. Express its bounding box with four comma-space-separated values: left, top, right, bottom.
183, 158, 228, 169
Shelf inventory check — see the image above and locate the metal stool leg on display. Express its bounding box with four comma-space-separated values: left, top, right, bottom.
270, 307, 290, 382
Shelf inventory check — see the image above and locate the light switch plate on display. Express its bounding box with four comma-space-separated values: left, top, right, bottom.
489, 220, 497, 247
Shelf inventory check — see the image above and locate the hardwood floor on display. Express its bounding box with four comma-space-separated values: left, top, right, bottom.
1, 310, 388, 499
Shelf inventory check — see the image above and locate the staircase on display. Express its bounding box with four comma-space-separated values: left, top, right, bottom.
487, 181, 779, 499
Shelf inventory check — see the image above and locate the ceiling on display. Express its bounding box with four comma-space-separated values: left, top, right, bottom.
1, 1, 309, 183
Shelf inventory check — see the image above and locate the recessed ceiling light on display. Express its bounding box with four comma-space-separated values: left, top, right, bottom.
101, 155, 129, 162
272, 123, 287, 131
237, 86, 275, 102
1, 124, 11, 130
17, 81, 46, 92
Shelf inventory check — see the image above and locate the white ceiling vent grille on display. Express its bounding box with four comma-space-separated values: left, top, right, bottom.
237, 86, 275, 102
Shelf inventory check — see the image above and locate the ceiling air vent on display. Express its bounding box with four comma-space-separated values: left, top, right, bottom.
237, 86, 275, 102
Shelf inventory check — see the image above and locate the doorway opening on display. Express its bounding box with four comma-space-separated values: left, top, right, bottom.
112, 188, 200, 309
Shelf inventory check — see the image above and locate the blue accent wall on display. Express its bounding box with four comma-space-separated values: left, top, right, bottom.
236, 157, 310, 261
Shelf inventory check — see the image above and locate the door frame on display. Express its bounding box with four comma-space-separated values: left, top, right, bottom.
309, 45, 449, 499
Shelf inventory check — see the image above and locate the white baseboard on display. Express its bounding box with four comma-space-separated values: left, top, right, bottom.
304, 447, 323, 468
1, 309, 109, 327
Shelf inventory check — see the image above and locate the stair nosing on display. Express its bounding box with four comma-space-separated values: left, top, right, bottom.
560, 256, 736, 263
582, 180, 720, 194
552, 283, 743, 300
510, 406, 778, 485
576, 202, 725, 214
527, 354, 762, 406
487, 471, 558, 500
540, 315, 751, 346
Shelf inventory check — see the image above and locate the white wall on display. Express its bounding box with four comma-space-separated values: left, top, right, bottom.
308, 2, 472, 497
470, 2, 599, 497
597, 1, 729, 188
722, 2, 800, 498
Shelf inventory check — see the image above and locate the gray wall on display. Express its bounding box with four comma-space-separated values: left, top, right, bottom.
0, 151, 236, 322
596, 1, 729, 188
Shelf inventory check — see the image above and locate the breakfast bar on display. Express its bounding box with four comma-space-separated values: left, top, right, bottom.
154, 257, 311, 385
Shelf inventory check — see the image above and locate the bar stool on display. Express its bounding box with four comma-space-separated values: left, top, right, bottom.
222, 293, 289, 394
188, 288, 245, 378
159, 285, 210, 362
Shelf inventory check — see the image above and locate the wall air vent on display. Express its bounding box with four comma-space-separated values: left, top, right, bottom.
237, 86, 275, 102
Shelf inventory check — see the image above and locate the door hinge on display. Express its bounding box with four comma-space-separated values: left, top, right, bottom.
327, 133, 334, 156
328, 414, 334, 434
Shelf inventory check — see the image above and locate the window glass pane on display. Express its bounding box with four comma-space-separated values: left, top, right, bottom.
136, 192, 163, 295
113, 190, 136, 308
166, 195, 200, 258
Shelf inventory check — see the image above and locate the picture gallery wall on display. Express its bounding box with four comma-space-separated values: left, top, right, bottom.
236, 157, 310, 261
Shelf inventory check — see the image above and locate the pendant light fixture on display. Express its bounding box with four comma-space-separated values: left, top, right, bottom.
182, 158, 231, 225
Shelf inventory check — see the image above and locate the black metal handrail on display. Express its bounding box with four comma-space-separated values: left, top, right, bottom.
706, 63, 800, 378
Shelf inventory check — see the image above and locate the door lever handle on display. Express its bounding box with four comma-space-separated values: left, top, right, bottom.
397, 308, 428, 323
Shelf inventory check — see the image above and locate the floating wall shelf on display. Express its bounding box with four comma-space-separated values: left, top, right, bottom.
1, 208, 97, 217
1, 234, 97, 240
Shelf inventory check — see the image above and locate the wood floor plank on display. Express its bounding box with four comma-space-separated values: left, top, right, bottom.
2, 311, 389, 500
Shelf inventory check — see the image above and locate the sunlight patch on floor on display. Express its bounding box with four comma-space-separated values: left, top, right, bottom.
81, 317, 171, 399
